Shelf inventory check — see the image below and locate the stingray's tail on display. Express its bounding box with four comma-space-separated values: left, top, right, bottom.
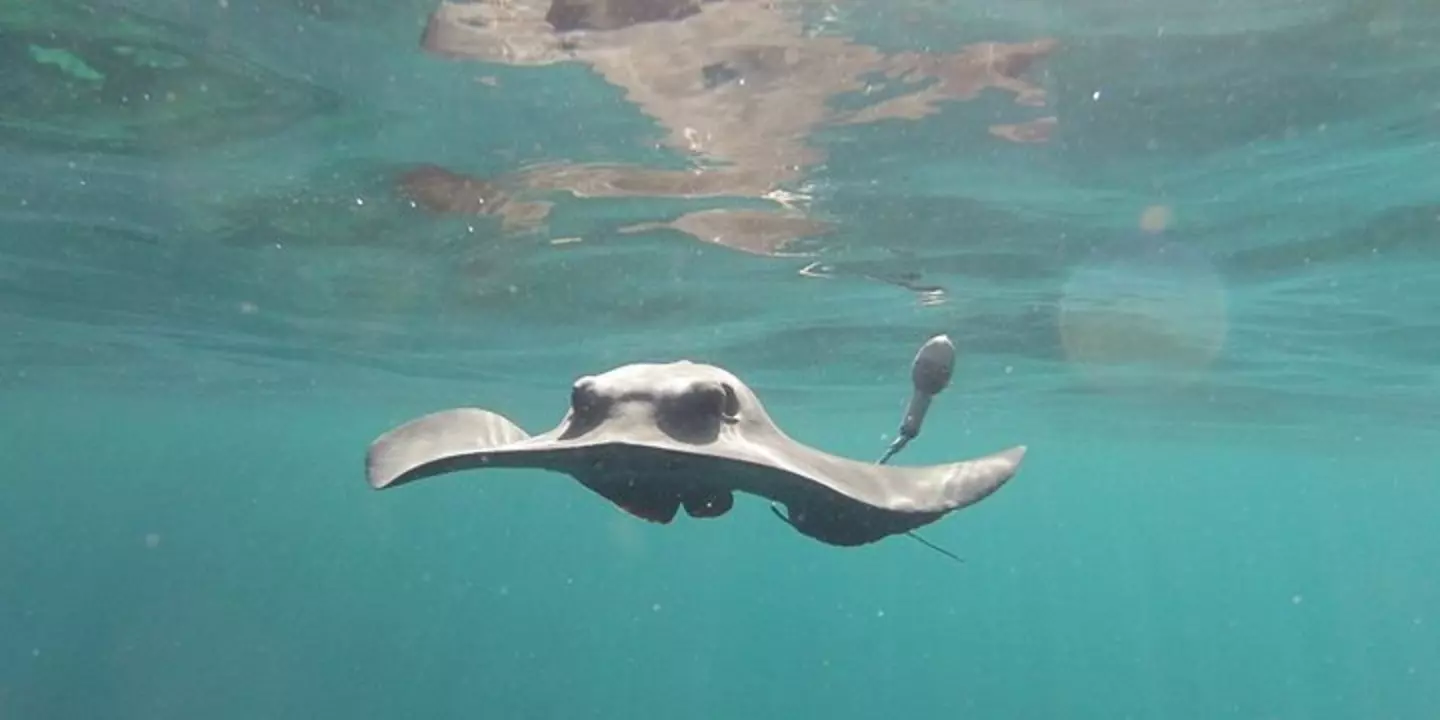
366, 408, 532, 490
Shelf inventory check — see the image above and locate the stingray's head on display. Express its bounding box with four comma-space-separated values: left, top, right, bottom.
562, 361, 750, 445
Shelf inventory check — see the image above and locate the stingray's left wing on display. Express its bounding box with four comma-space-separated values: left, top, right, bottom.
367, 408, 533, 490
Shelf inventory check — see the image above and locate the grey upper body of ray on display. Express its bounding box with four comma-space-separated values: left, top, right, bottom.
366, 360, 1025, 544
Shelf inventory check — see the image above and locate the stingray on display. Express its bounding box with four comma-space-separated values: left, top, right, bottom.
366, 335, 1026, 554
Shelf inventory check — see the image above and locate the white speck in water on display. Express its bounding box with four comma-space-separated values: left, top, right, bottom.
32, 648, 40, 658
498, 585, 509, 596
652, 603, 662, 612
1004, 365, 1014, 374
1291, 594, 1303, 605
144, 533, 161, 549
355, 197, 365, 206
876, 609, 885, 618
1092, 90, 1102, 101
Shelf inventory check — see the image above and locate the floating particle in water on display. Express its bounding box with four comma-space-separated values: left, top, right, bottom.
1291, 594, 1303, 605
144, 533, 161, 549
238, 301, 258, 315
652, 603, 662, 612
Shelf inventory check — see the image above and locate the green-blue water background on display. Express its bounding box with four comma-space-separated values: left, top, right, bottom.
2, 1, 1438, 718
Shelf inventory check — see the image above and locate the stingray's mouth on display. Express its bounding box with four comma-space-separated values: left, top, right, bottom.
570, 445, 738, 525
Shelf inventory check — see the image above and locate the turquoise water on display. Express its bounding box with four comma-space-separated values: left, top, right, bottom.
3, 1, 1438, 718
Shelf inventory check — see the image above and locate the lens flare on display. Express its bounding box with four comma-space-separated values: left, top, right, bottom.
1059, 234, 1228, 390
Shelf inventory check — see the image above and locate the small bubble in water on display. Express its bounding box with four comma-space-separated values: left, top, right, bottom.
144, 533, 161, 549
355, 197, 365, 206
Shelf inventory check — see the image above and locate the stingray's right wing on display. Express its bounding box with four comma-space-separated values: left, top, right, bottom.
769, 441, 1028, 514
366, 408, 533, 490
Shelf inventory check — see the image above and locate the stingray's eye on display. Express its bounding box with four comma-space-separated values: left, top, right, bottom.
719, 383, 740, 419
682, 381, 728, 418
570, 376, 600, 416
680, 381, 740, 421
